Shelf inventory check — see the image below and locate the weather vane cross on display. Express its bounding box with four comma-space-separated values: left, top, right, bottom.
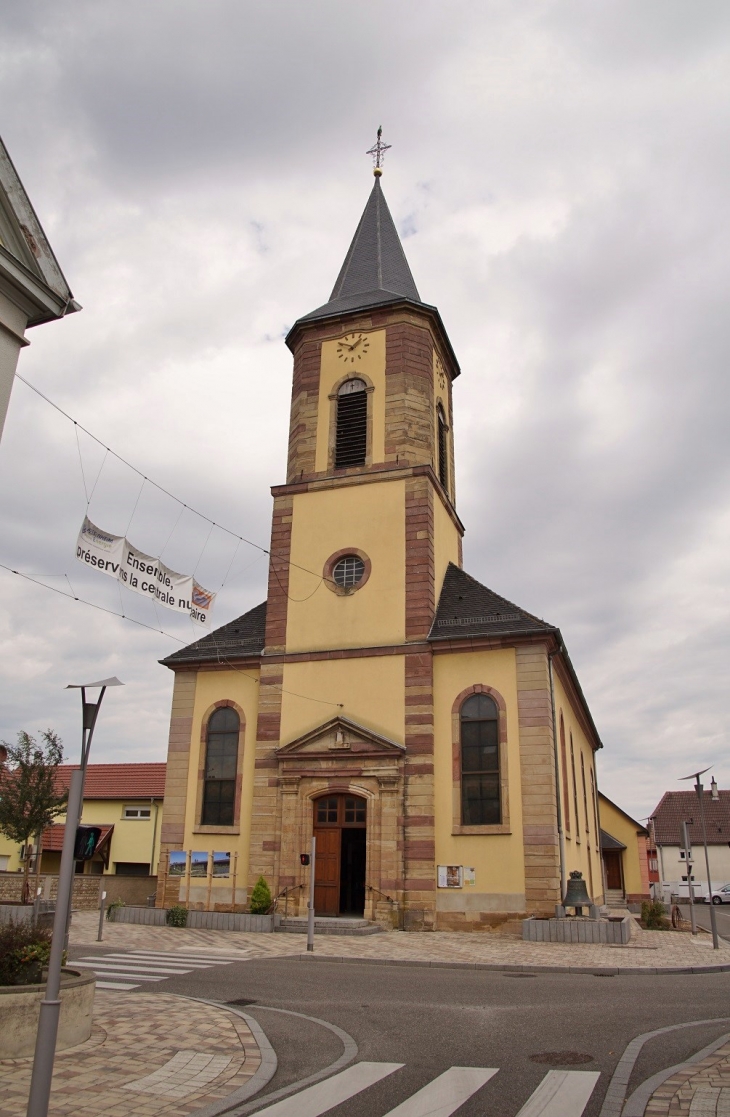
367, 125, 391, 177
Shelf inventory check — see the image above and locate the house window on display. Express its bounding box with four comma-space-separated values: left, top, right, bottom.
202, 707, 239, 826
460, 694, 500, 825
335, 378, 367, 468
123, 806, 152, 820
437, 405, 448, 489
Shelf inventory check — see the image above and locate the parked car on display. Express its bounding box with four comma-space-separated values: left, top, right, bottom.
704, 883, 730, 905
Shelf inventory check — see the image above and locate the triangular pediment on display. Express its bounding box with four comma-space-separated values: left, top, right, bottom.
0, 135, 77, 323
277, 716, 405, 758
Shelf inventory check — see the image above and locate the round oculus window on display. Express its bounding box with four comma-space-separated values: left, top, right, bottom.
332, 555, 365, 588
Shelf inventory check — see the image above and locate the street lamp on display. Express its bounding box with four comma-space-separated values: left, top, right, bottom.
26, 677, 123, 1117
679, 766, 720, 951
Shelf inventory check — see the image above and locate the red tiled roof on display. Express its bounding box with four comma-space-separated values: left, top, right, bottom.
53, 763, 166, 799
42, 823, 114, 851
651, 790, 730, 846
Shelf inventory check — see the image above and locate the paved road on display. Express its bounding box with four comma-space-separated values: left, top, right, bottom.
680, 902, 730, 941
71, 945, 730, 1116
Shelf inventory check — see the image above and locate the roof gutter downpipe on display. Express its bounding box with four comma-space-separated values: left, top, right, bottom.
549, 648, 567, 905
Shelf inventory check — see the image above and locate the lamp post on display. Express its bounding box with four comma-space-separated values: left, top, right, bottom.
679, 767, 720, 951
26, 677, 123, 1117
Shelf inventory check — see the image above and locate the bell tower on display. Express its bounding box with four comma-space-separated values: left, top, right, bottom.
263, 170, 464, 658
250, 146, 465, 925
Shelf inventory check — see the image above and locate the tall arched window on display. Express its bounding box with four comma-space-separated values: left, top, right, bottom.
335, 378, 367, 469
460, 694, 500, 825
570, 734, 580, 843
437, 405, 448, 489
559, 712, 570, 834
202, 707, 239, 826
580, 752, 589, 834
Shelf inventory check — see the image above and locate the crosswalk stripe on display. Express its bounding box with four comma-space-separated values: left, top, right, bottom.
253, 1061, 403, 1116
381, 1066, 498, 1117
516, 1070, 601, 1117
95, 981, 140, 990
73, 961, 191, 975
86, 970, 164, 982
119, 953, 233, 965
80, 955, 214, 969
127, 950, 247, 962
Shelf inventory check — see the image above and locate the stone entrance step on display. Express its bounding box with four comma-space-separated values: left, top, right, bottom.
275, 916, 383, 936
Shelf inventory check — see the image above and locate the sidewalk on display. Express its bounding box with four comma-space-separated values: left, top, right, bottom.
0, 991, 261, 1117
645, 1038, 730, 1115
72, 911, 730, 973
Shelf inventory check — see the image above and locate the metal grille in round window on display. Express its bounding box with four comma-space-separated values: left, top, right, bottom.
332, 555, 365, 588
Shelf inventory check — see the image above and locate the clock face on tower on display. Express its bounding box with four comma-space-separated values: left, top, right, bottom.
336, 332, 370, 363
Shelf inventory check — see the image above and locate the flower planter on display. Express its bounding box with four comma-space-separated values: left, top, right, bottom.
0, 968, 95, 1058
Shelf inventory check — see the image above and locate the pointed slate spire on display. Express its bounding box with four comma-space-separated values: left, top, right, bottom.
299, 177, 423, 323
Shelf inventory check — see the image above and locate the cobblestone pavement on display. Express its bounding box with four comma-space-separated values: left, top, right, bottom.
0, 991, 260, 1117
645, 1039, 730, 1115
71, 911, 730, 971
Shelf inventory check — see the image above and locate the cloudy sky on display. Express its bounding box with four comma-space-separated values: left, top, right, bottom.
0, 1, 728, 822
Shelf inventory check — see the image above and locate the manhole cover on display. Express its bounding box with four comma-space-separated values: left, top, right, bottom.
530, 1052, 594, 1065
227, 998, 258, 1006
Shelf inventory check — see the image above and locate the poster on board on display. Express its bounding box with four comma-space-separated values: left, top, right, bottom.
190, 851, 209, 877
437, 865, 463, 888
168, 851, 187, 876
212, 852, 231, 877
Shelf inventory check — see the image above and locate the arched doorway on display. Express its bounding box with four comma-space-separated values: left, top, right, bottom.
313, 794, 367, 916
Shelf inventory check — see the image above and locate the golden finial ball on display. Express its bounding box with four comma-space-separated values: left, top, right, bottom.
373, 167, 383, 177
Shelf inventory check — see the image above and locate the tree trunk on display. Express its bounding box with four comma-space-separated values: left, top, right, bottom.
21, 834, 31, 905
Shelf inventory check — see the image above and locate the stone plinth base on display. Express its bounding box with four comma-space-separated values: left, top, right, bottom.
523, 915, 631, 944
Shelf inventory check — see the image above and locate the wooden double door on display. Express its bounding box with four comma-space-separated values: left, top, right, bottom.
313, 794, 367, 916
603, 850, 623, 890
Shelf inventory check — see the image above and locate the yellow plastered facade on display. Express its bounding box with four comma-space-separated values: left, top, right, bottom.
279, 656, 405, 746
553, 671, 603, 901
433, 648, 525, 900
286, 480, 406, 651
598, 792, 649, 900
0, 798, 163, 875
180, 666, 260, 887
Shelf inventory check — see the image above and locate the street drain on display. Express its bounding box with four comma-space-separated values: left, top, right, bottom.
227, 999, 258, 1006
530, 1052, 594, 1065
505, 973, 536, 978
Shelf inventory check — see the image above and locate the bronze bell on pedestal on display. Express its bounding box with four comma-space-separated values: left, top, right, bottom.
563, 870, 592, 915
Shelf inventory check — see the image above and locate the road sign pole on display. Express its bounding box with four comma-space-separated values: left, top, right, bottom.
682, 821, 696, 935
97, 890, 107, 942
307, 836, 316, 953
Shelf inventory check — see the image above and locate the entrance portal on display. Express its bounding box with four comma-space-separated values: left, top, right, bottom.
313, 794, 366, 916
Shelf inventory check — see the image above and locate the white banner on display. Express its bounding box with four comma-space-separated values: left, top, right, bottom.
76, 517, 216, 626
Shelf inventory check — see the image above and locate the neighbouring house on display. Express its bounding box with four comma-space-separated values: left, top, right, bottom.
155, 162, 610, 931
0, 134, 80, 441
597, 792, 650, 906
650, 790, 730, 899
0, 763, 165, 880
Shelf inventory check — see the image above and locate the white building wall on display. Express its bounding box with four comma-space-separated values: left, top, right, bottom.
657, 843, 730, 897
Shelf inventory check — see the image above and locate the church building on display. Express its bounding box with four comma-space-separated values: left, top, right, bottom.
156, 160, 605, 931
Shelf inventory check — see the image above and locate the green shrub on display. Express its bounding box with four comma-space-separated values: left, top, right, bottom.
249, 876, 272, 914
106, 898, 125, 921
166, 904, 188, 927
641, 899, 670, 930
0, 921, 53, 986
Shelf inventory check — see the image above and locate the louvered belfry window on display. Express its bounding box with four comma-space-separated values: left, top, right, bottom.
202, 706, 239, 826
335, 379, 367, 469
437, 406, 448, 489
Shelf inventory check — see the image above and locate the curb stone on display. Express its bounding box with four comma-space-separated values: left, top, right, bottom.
294, 953, 730, 976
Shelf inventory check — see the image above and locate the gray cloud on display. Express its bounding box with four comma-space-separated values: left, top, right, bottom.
0, 1, 728, 821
